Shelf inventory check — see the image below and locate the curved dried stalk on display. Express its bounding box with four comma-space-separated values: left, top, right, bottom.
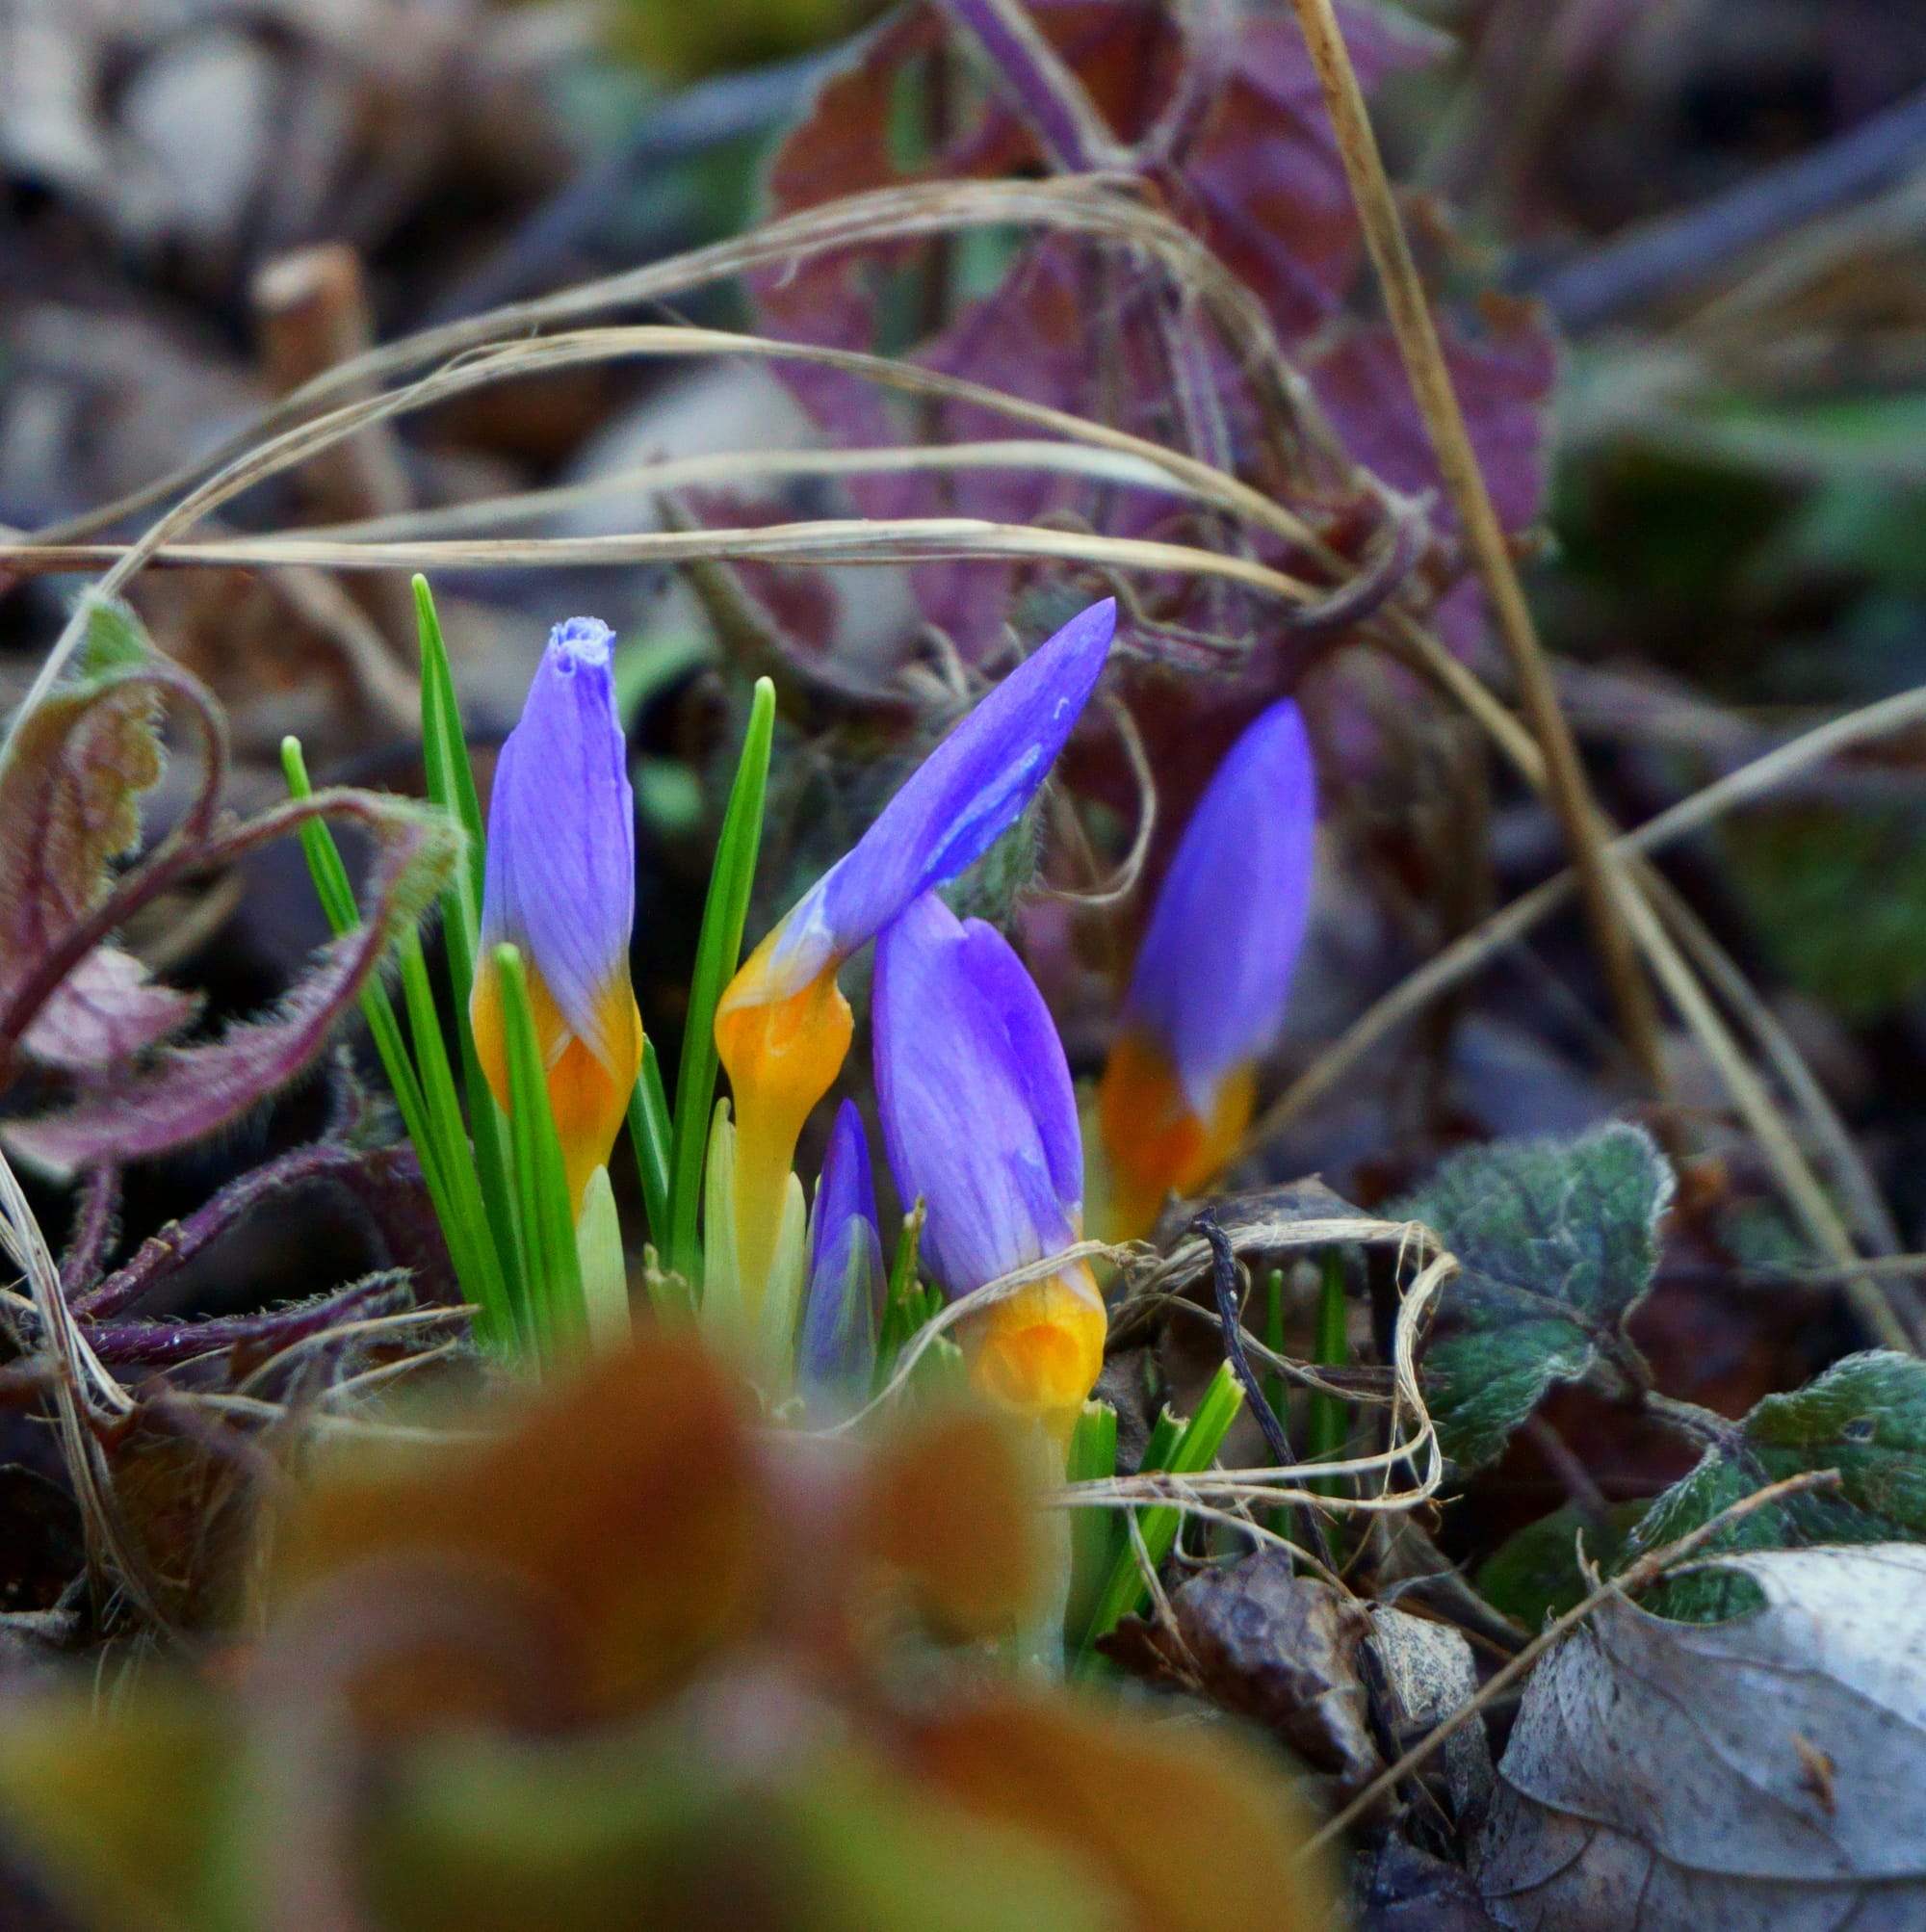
2, 312, 1354, 745
300, 440, 1210, 544
31, 177, 1337, 551
1039, 693, 1158, 909
842, 1209, 1449, 1538
0, 1146, 163, 1620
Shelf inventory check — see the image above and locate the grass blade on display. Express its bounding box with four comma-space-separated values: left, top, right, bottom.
1308, 1248, 1349, 1499
280, 736, 508, 1345
627, 1038, 673, 1246
493, 943, 586, 1359
667, 676, 776, 1285
414, 575, 527, 1313
1079, 1363, 1244, 1655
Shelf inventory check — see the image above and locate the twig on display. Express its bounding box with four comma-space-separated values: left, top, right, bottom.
1285, 0, 1661, 1085
1191, 1208, 1335, 1570
1299, 1467, 1844, 1858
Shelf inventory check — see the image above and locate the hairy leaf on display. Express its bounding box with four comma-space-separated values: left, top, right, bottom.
1479, 1546, 1926, 1930
6, 792, 459, 1175
1627, 1350, 1926, 1622
1395, 1124, 1675, 1468
0, 599, 206, 1072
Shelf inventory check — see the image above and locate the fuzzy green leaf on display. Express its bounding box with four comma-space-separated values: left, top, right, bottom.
1627, 1350, 1926, 1622
1395, 1124, 1675, 1468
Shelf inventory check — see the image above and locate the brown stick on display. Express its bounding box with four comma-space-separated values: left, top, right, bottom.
1284, 0, 1662, 1086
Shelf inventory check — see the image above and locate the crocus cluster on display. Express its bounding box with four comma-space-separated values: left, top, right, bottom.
1097, 698, 1317, 1240
715, 600, 1114, 1421
466, 598, 1314, 1436
470, 617, 644, 1216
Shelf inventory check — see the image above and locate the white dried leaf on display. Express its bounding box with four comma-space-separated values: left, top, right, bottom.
1478, 1545, 1926, 1930
1370, 1606, 1494, 1827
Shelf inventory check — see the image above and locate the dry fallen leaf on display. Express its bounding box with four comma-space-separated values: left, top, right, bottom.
1477, 1544, 1926, 1930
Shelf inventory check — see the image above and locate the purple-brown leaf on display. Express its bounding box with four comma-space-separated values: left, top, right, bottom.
0, 600, 221, 1074
6, 793, 460, 1176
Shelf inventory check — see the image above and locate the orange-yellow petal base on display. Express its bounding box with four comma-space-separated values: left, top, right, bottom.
715, 934, 854, 1317
968, 1261, 1107, 1439
471, 956, 642, 1213
1096, 1030, 1254, 1243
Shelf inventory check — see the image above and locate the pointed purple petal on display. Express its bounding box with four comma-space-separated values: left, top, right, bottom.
799, 1099, 886, 1398
873, 893, 1080, 1296
480, 618, 636, 1074
767, 599, 1114, 992
1125, 698, 1316, 1116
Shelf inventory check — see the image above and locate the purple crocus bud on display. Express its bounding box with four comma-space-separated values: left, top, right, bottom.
797, 1099, 887, 1403
1098, 697, 1315, 1240
470, 617, 643, 1213
874, 892, 1105, 1432
715, 598, 1114, 1321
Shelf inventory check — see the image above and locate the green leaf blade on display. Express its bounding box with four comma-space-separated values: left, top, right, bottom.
667, 677, 776, 1285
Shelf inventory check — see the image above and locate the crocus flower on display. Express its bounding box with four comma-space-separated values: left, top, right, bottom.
470, 617, 643, 1214
716, 598, 1114, 1315
797, 1099, 887, 1404
874, 891, 1105, 1432
1098, 697, 1315, 1240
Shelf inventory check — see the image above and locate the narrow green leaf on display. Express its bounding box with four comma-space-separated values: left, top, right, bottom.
1308, 1249, 1349, 1499
1080, 1364, 1244, 1653
413, 578, 486, 930
667, 677, 776, 1284
280, 737, 506, 1346
873, 1199, 927, 1391
1064, 1400, 1120, 1642
626, 1038, 673, 1246
414, 576, 527, 1318
494, 944, 586, 1360
395, 927, 515, 1348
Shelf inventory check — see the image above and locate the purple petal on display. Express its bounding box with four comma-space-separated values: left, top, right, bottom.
1125, 698, 1316, 1117
873, 893, 1080, 1296
480, 619, 636, 1075
766, 599, 1115, 993
798, 1098, 886, 1397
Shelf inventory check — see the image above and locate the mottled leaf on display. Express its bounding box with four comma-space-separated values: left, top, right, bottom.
5, 791, 459, 1175
1395, 1124, 1675, 1468
0, 599, 207, 1072
1627, 1350, 1926, 1622
1479, 1546, 1926, 1931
